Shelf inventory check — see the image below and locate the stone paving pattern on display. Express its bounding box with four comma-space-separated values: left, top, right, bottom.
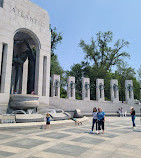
0, 117, 141, 158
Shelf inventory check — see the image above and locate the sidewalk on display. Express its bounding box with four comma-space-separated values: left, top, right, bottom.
0, 117, 88, 130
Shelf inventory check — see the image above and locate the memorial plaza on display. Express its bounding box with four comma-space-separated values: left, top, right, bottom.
0, 117, 141, 158
0, 1, 141, 158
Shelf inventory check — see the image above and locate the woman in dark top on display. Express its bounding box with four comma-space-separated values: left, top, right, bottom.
130, 107, 136, 129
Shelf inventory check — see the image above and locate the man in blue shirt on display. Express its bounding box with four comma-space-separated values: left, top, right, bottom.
97, 107, 105, 134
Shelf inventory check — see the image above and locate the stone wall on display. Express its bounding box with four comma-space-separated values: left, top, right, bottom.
0, 0, 51, 113
49, 97, 141, 113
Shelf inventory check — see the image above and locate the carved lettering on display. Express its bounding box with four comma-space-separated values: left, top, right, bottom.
11, 7, 45, 27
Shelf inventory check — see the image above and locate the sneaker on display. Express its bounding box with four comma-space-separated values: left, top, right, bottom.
90, 130, 93, 133
96, 131, 99, 134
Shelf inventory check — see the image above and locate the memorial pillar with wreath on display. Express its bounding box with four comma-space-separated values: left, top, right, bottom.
110, 79, 119, 103
67, 76, 75, 100
125, 80, 134, 104
96, 79, 105, 102
51, 74, 61, 98
82, 78, 90, 101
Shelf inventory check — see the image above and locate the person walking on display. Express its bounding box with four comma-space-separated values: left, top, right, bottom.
45, 113, 51, 129
130, 107, 136, 129
118, 108, 121, 117
97, 107, 105, 134
90, 107, 98, 134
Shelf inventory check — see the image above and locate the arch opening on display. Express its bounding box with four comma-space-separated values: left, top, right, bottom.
10, 29, 40, 95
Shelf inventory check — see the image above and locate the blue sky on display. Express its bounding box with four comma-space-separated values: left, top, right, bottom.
31, 0, 141, 72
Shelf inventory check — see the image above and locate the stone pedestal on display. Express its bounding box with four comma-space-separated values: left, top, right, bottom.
51, 74, 60, 98
110, 79, 119, 103
125, 80, 134, 105
67, 76, 75, 100
82, 78, 90, 101
96, 79, 105, 102
9, 94, 39, 110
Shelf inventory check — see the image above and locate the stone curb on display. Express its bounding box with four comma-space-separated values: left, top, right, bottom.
0, 117, 89, 130
82, 113, 141, 117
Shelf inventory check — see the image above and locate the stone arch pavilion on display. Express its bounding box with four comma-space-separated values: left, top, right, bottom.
0, 0, 51, 113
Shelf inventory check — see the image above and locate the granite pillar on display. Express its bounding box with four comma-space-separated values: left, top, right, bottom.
67, 76, 75, 100
96, 79, 105, 102
82, 77, 90, 101
51, 74, 60, 98
125, 80, 134, 105
110, 79, 119, 103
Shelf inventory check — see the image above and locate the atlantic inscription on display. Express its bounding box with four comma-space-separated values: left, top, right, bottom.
11, 7, 45, 27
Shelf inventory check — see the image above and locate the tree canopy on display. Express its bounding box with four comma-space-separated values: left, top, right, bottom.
50, 25, 63, 57
50, 29, 140, 100
50, 25, 64, 76
69, 31, 131, 100
79, 31, 130, 75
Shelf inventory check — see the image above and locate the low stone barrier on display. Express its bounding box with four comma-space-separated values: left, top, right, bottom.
0, 114, 16, 124
0, 117, 89, 129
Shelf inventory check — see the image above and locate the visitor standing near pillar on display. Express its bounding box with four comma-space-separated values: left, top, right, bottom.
97, 107, 105, 134
130, 107, 136, 129
90, 107, 98, 134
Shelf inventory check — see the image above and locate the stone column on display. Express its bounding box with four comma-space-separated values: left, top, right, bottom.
51, 74, 60, 98
125, 80, 134, 105
44, 55, 50, 98
22, 59, 28, 94
82, 77, 90, 101
1, 44, 13, 93
42, 56, 47, 96
0, 42, 2, 76
67, 76, 75, 100
35, 49, 43, 96
110, 79, 119, 103
18, 67, 23, 94
10, 66, 16, 94
96, 79, 105, 102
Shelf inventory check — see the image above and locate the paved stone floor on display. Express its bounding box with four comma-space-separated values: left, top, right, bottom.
0, 117, 141, 158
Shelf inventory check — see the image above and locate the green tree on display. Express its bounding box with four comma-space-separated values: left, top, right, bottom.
50, 25, 63, 57
50, 25, 63, 76
70, 31, 130, 100
137, 65, 141, 81
50, 25, 66, 97
79, 31, 130, 74
114, 62, 139, 101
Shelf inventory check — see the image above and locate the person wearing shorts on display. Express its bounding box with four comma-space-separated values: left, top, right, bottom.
45, 113, 50, 129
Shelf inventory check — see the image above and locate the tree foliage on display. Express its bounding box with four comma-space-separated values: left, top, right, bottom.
113, 62, 139, 100
79, 31, 130, 75
50, 25, 66, 97
50, 25, 64, 76
69, 31, 130, 100
137, 65, 141, 81
50, 25, 63, 57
